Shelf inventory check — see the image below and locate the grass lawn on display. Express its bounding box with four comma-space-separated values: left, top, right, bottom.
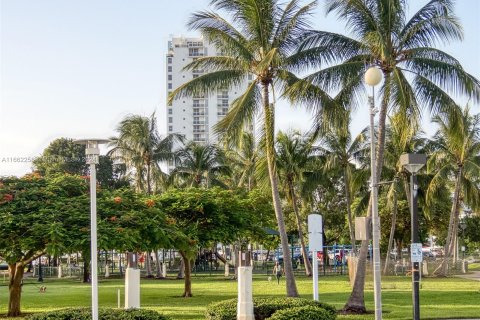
469, 263, 480, 271
1, 274, 479, 319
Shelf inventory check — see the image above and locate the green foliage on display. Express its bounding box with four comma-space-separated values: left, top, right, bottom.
33, 138, 87, 176
269, 305, 335, 320
25, 308, 170, 320
205, 297, 336, 320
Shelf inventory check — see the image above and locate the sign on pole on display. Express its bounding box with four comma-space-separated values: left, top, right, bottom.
308, 214, 323, 302
411, 243, 423, 263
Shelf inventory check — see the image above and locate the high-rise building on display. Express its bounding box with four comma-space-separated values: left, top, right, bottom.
165, 37, 249, 144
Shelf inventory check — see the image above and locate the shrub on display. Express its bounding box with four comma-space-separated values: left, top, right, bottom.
205, 297, 336, 320
26, 308, 171, 320
269, 306, 335, 320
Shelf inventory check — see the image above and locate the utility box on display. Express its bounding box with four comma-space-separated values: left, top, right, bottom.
355, 217, 371, 241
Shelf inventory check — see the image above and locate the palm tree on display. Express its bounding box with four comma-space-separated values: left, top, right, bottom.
382, 112, 425, 274
109, 113, 179, 194
317, 110, 368, 253
427, 105, 480, 276
275, 130, 317, 276
168, 0, 326, 296
172, 141, 230, 188
223, 131, 260, 191
291, 0, 480, 312
109, 113, 179, 277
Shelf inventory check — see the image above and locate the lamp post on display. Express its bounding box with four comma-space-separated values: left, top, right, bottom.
400, 153, 426, 320
365, 66, 383, 320
75, 139, 109, 320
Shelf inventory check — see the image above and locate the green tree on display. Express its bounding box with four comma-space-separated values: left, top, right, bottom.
292, 0, 480, 312
169, 0, 322, 296
156, 187, 258, 297
427, 105, 480, 276
172, 141, 230, 188
33, 138, 86, 176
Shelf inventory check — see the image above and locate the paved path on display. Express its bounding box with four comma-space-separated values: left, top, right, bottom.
455, 270, 480, 281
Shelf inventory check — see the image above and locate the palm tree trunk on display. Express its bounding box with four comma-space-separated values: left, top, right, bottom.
343, 169, 356, 254
384, 189, 397, 275
435, 167, 462, 276
344, 82, 389, 312
262, 83, 298, 297
289, 180, 312, 277
146, 162, 152, 194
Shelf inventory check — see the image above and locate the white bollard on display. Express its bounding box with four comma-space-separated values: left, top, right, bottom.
105, 263, 110, 278
125, 268, 140, 309
237, 266, 254, 320
162, 263, 167, 278
58, 265, 62, 278
225, 263, 229, 277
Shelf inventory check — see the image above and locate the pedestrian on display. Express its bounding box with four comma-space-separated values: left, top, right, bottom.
273, 262, 283, 284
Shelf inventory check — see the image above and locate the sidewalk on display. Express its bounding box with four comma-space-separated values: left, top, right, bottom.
455, 270, 480, 281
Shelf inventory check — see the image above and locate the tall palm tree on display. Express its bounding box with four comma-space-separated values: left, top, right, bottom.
109, 113, 179, 194
172, 141, 230, 188
427, 105, 480, 276
275, 130, 317, 276
382, 112, 425, 274
317, 110, 368, 253
290, 0, 480, 312
168, 0, 327, 296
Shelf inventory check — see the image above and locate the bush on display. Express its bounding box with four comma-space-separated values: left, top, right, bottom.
269, 306, 335, 320
205, 297, 336, 320
26, 308, 171, 320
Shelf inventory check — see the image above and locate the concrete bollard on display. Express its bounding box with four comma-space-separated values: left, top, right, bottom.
237, 266, 254, 320
422, 261, 428, 276
58, 265, 62, 278
125, 268, 140, 309
225, 262, 229, 277
105, 263, 110, 278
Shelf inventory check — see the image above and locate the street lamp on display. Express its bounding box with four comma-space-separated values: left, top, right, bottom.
365, 66, 383, 320
75, 139, 109, 320
400, 153, 426, 320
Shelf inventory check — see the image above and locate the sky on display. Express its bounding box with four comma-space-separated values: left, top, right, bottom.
1, 0, 479, 177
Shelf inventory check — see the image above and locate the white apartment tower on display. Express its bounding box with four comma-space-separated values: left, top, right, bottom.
166, 37, 248, 144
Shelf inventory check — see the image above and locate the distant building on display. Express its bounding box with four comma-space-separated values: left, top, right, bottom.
165, 37, 250, 144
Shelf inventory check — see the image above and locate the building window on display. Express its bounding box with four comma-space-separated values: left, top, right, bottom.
168, 83, 172, 89
168, 75, 172, 80
168, 117, 173, 123
168, 57, 172, 64
168, 109, 172, 115
168, 66, 172, 72
169, 126, 173, 131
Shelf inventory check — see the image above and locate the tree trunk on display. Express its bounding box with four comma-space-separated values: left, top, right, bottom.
8, 263, 25, 317
177, 256, 185, 279
343, 169, 356, 254
435, 167, 462, 276
154, 251, 163, 278
384, 188, 397, 275
262, 83, 298, 297
179, 251, 192, 297
83, 253, 90, 283
344, 81, 389, 313
289, 179, 312, 276
145, 251, 153, 278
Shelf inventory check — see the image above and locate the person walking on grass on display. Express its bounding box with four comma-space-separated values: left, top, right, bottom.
273, 262, 284, 284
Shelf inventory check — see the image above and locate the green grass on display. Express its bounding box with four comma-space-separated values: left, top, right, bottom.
1, 274, 479, 319
468, 263, 480, 271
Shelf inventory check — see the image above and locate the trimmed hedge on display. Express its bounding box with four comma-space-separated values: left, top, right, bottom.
205, 297, 336, 320
25, 308, 171, 320
269, 306, 335, 320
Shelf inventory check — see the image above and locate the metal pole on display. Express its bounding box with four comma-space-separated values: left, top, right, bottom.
313, 251, 318, 301
411, 173, 420, 320
369, 93, 382, 320
90, 162, 99, 320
